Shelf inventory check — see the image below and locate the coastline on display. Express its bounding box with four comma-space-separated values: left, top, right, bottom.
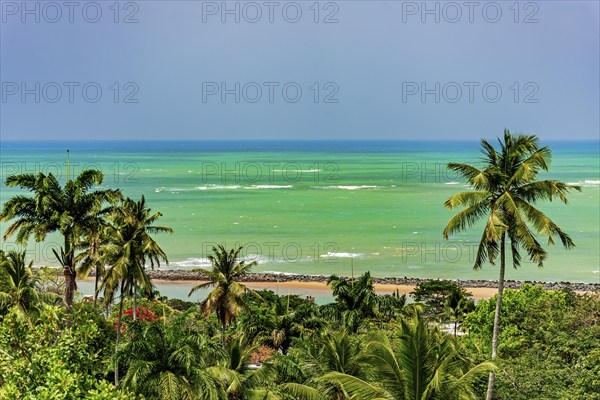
150, 279, 503, 299
111, 270, 600, 297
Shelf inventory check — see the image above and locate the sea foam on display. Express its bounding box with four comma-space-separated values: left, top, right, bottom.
312, 185, 379, 190
320, 252, 362, 258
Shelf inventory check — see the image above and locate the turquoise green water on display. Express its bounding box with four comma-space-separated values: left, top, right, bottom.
1, 141, 598, 283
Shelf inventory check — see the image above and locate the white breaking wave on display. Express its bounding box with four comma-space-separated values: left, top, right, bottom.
170, 258, 212, 268
155, 187, 190, 193
566, 180, 600, 186
312, 185, 379, 190
196, 185, 241, 190
272, 169, 321, 173
263, 270, 300, 276
320, 252, 362, 258
194, 185, 292, 190
243, 185, 293, 189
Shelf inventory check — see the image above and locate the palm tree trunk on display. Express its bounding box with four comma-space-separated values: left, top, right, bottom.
454, 320, 458, 338
486, 232, 506, 400
94, 265, 99, 309
133, 282, 137, 321
221, 322, 227, 348
64, 266, 77, 308
115, 280, 125, 387
93, 236, 100, 309
64, 236, 77, 309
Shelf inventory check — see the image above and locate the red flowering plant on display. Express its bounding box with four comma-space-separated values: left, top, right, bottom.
114, 305, 159, 334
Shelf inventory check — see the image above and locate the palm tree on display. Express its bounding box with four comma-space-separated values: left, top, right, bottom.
115, 196, 173, 320
116, 314, 224, 399
322, 312, 495, 399
442, 130, 580, 399
377, 290, 408, 323
444, 290, 474, 337
322, 272, 378, 333
0, 170, 120, 308
209, 333, 280, 399
189, 245, 260, 345
99, 195, 172, 386
282, 330, 367, 399
0, 250, 46, 318
239, 291, 325, 356
76, 213, 113, 308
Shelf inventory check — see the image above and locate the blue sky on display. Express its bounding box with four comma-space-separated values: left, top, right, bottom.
1, 1, 598, 141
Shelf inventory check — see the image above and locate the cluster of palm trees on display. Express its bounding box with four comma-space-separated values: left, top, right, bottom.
1, 170, 120, 307
0, 131, 580, 399
0, 169, 173, 385
112, 306, 496, 400
0, 170, 172, 308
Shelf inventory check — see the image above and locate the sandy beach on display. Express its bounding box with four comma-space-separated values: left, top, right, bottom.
79, 270, 598, 303
151, 279, 520, 300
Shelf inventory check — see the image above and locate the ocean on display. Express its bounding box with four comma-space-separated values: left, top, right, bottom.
1, 140, 599, 285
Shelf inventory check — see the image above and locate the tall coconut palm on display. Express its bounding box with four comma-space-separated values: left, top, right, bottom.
99, 195, 172, 386
322, 312, 495, 400
442, 130, 580, 399
0, 170, 120, 308
0, 250, 58, 318
189, 245, 260, 345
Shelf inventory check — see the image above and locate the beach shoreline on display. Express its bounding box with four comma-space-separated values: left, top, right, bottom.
149, 279, 504, 299
86, 270, 599, 298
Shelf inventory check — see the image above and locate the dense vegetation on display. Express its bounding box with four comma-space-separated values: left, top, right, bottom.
1, 258, 598, 399
1, 132, 594, 399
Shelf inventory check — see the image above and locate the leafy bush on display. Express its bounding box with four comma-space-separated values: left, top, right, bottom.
464, 285, 600, 399
0, 303, 138, 399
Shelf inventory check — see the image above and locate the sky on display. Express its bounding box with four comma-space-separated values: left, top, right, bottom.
0, 0, 599, 141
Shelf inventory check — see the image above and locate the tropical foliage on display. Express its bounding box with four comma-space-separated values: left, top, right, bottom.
464, 286, 600, 399
0, 250, 57, 318
322, 312, 495, 400
98, 195, 172, 385
115, 312, 223, 399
